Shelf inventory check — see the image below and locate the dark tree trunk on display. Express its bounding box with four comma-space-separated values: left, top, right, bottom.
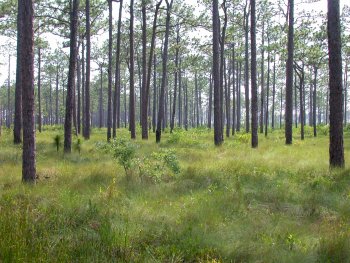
21, 0, 36, 182
107, 0, 113, 141
213, 0, 222, 145
84, 0, 91, 139
328, 0, 344, 167
64, 0, 79, 153
250, 0, 258, 148
156, 0, 173, 143
129, 0, 136, 139
14, 0, 23, 144
285, 0, 294, 144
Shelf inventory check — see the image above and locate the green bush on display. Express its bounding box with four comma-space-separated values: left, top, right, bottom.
111, 137, 136, 175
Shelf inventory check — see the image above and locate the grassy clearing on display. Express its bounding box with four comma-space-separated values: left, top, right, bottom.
0, 126, 350, 262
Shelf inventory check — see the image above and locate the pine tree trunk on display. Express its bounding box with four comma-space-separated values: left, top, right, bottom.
272, 55, 276, 129
285, 0, 294, 144
328, 0, 344, 167
156, 0, 173, 143
259, 22, 265, 134
114, 0, 123, 131
64, 0, 79, 153
21, 0, 36, 182
84, 0, 91, 139
129, 0, 136, 139
107, 0, 113, 141
244, 0, 250, 133
14, 0, 23, 144
251, 0, 258, 148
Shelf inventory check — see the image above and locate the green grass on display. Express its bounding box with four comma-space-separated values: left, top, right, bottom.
1, 126, 350, 262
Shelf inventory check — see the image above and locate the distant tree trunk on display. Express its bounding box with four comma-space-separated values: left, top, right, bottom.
213, 0, 222, 145
265, 42, 270, 137
178, 59, 182, 128
124, 84, 127, 127
343, 62, 347, 125
208, 73, 213, 129
220, 0, 227, 139
152, 53, 157, 133
285, 0, 294, 144
195, 72, 200, 127
141, 0, 148, 138
232, 47, 236, 136
171, 23, 180, 133
328, 0, 344, 167
272, 55, 276, 129
81, 40, 85, 133
143, 0, 161, 138
244, 0, 250, 133
313, 66, 318, 137
107, 0, 113, 141
129, 0, 136, 139
114, 0, 123, 131
237, 61, 242, 132
84, 0, 91, 140
37, 47, 42, 132
7, 55, 11, 129
296, 64, 305, 140
259, 22, 265, 134
294, 73, 298, 128
225, 58, 231, 137
77, 55, 81, 133
55, 64, 59, 124
64, 0, 79, 153
251, 0, 258, 148
156, 0, 173, 143
14, 0, 23, 144
49, 77, 53, 125
99, 66, 103, 128
184, 79, 188, 130
21, 0, 36, 182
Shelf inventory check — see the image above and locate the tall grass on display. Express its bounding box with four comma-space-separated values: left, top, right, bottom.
0, 127, 350, 262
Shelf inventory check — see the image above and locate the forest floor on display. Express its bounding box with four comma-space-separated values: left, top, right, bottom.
1, 126, 350, 262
